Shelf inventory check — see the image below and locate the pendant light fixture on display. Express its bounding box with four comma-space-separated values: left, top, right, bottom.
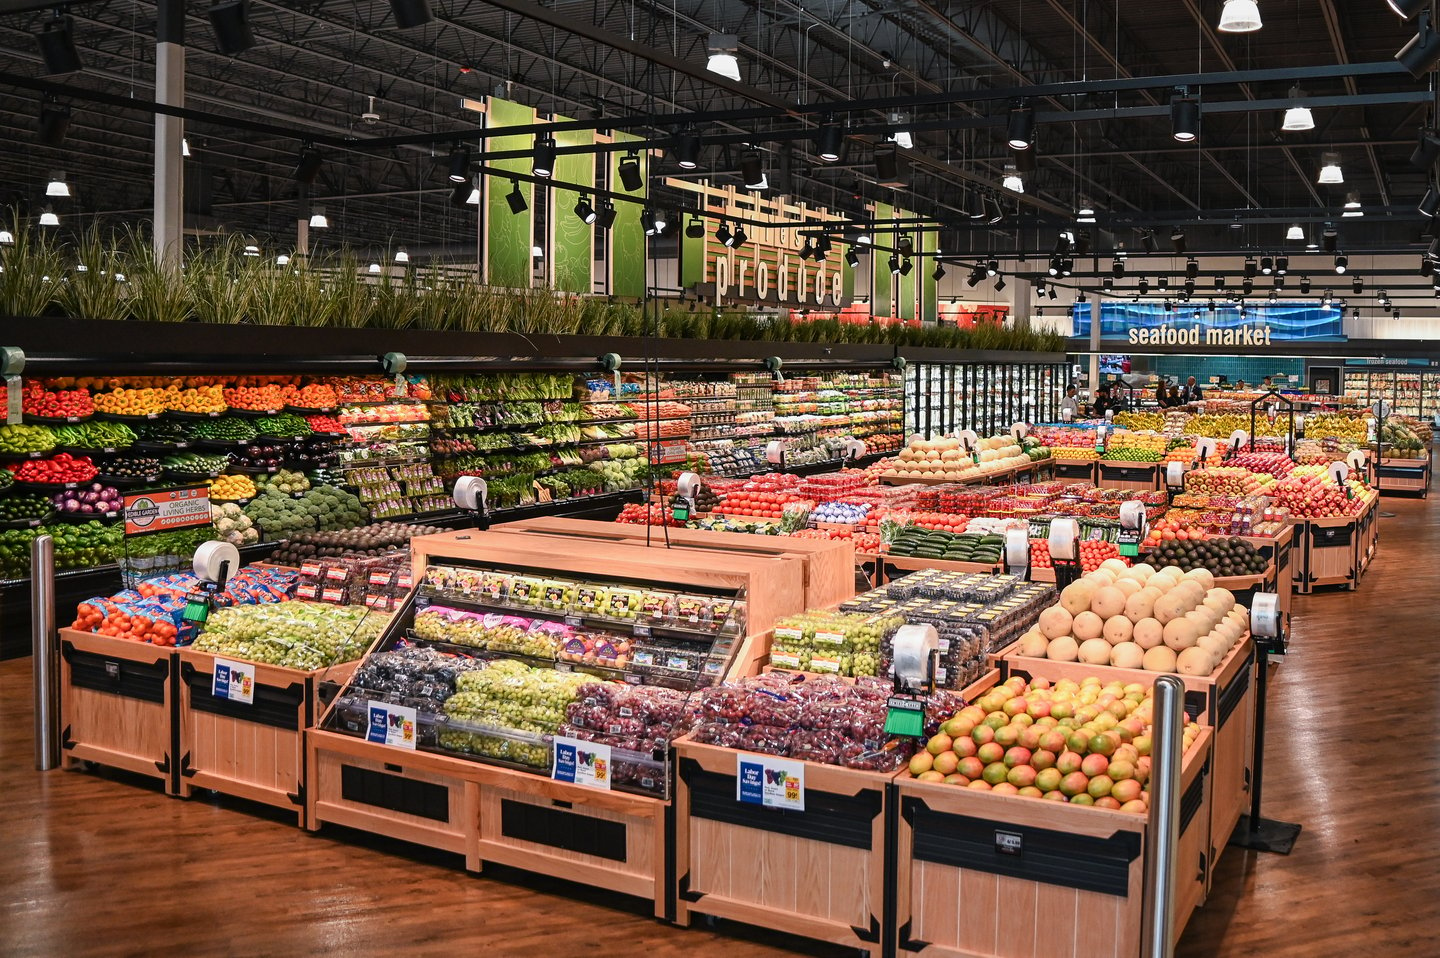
1343, 193, 1364, 217
463, 179, 479, 205
46, 172, 69, 197
1006, 101, 1035, 150
394, 248, 410, 264
1218, 0, 1262, 33
1170, 91, 1199, 142
1281, 86, 1314, 132
1002, 166, 1024, 193
368, 261, 382, 274
815, 118, 844, 163
309, 206, 328, 228
0, 229, 12, 245
39, 207, 59, 227
1077, 204, 1096, 224
275, 253, 290, 266
888, 113, 913, 150
1287, 223, 1305, 240
532, 136, 557, 177
1317, 152, 1344, 184
705, 33, 740, 82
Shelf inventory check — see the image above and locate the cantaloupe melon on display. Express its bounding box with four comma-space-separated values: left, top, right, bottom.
1176, 647, 1214, 676
1099, 558, 1130, 575
1102, 615, 1134, 645
1110, 642, 1145, 669
1175, 580, 1207, 605
1090, 586, 1128, 619
1132, 617, 1164, 649
1072, 610, 1105, 640
1047, 635, 1079, 662
1163, 616, 1201, 651
1142, 646, 1178, 672
1018, 629, 1049, 657
1060, 580, 1098, 616
1130, 563, 1156, 580
1153, 593, 1190, 625
1078, 638, 1113, 665
1038, 606, 1074, 640
1197, 633, 1229, 659
1183, 568, 1216, 591
1124, 588, 1159, 623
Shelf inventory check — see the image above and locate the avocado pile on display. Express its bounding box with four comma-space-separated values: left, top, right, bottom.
1149, 535, 1267, 577
888, 528, 1004, 564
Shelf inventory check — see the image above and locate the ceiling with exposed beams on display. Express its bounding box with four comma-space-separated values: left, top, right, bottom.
0, 0, 1431, 271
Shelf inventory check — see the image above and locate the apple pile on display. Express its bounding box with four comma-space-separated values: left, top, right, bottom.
1270, 471, 1368, 518
1226, 452, 1297, 479
1013, 560, 1249, 677
907, 674, 1203, 812
1185, 466, 1276, 497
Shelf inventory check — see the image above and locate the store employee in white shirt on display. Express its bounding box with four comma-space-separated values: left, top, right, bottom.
1059, 385, 1081, 418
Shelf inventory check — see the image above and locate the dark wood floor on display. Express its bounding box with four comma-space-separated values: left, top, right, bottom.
3, 494, 1439, 956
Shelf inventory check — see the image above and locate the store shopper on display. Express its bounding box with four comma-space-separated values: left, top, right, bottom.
1091, 385, 1123, 417
1153, 380, 1170, 406
1180, 376, 1205, 402
1166, 384, 1183, 407
1060, 385, 1081, 418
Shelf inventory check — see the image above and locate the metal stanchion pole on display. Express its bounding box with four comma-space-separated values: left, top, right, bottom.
31, 533, 59, 771
1142, 674, 1185, 958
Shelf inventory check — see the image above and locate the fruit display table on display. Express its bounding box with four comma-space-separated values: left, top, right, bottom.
1292, 497, 1377, 593
671, 737, 896, 956
1096, 461, 1161, 492
1375, 457, 1430, 496
1052, 457, 1098, 482
58, 628, 179, 794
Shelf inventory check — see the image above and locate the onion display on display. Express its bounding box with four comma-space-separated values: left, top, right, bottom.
52, 483, 124, 515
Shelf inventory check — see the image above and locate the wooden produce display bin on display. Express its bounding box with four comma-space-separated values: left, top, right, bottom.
58, 628, 178, 793
1294, 514, 1362, 593
672, 737, 894, 956
175, 648, 364, 823
999, 637, 1254, 885
892, 725, 1213, 958
857, 551, 1004, 588
1096, 461, 1161, 492
1376, 457, 1429, 497
1052, 458, 1098, 482
495, 516, 856, 610
1242, 525, 1293, 622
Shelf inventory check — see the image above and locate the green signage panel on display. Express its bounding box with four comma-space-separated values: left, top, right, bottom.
872, 201, 893, 318
485, 97, 536, 289
608, 131, 647, 298
551, 117, 595, 294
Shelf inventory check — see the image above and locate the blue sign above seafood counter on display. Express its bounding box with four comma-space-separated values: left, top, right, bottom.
1072, 302, 1346, 343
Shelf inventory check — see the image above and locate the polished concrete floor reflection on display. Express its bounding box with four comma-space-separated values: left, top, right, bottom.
3, 495, 1438, 957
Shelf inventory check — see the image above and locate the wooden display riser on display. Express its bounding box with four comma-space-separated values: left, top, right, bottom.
892, 725, 1213, 958
306, 727, 671, 917
1096, 462, 1161, 492
1052, 459, 1099, 482
1376, 458, 1429, 497
175, 648, 363, 824
672, 737, 893, 957
879, 458, 1054, 487
1293, 506, 1375, 593
856, 551, 1004, 588
495, 516, 857, 617
1241, 526, 1294, 623
58, 629, 178, 793
998, 636, 1254, 881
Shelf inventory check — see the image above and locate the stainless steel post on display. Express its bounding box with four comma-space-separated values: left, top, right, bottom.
31, 533, 59, 771
1142, 674, 1185, 958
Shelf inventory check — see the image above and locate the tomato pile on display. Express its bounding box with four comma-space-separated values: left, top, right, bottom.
22, 383, 93, 419
1029, 538, 1127, 573
716, 489, 813, 518
73, 601, 181, 645
304, 414, 347, 434
13, 454, 99, 485
615, 502, 683, 526
905, 512, 969, 534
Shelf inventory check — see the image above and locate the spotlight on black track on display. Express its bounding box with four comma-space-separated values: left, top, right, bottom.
532, 137, 557, 177
208, 1, 256, 56
1170, 227, 1186, 253
447, 145, 471, 183
506, 180, 527, 214
35, 15, 82, 75
1397, 13, 1440, 78
597, 201, 617, 229
618, 152, 643, 191
573, 194, 597, 225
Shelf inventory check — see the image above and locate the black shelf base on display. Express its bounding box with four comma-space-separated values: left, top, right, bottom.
1229, 815, 1302, 855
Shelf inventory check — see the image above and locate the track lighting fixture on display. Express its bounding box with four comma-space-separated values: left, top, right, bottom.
888, 112, 914, 150
1142, 230, 1158, 253
1242, 278, 1254, 295
1112, 256, 1126, 277
899, 258, 913, 277
1102, 276, 1114, 291
447, 145, 471, 183
294, 145, 323, 185
994, 275, 1005, 292
730, 225, 747, 248
1184, 258, 1198, 279
798, 238, 815, 260
1300, 276, 1311, 293
1213, 275, 1225, 290
890, 255, 902, 276
967, 191, 987, 220
1184, 279, 1196, 297
1274, 256, 1288, 275
1274, 274, 1286, 289
1006, 101, 1035, 150
1138, 278, 1150, 295
1061, 258, 1074, 277
816, 118, 844, 163
966, 266, 984, 288
740, 148, 765, 190
1352, 275, 1364, 293
891, 234, 911, 257
685, 216, 704, 239
1170, 227, 1186, 253
1047, 257, 1061, 277
506, 180, 527, 214
1076, 231, 1093, 256
1323, 225, 1339, 252
1171, 91, 1199, 142
597, 200, 617, 229
35, 15, 82, 75
1334, 253, 1348, 273
1048, 287, 1057, 301
1002, 167, 1024, 193
1398, 12, 1440, 78
1420, 187, 1440, 217
932, 263, 946, 281
1218, 0, 1262, 33
1317, 152, 1344, 185
845, 248, 860, 268
1260, 256, 1273, 276
706, 33, 740, 81
1158, 276, 1170, 290
874, 145, 907, 186
983, 194, 1005, 224
1413, 129, 1440, 171
1244, 257, 1257, 279
641, 208, 658, 236
37, 98, 69, 147
815, 236, 831, 256
389, 0, 435, 29
674, 129, 702, 170
532, 137, 557, 177
985, 258, 999, 277
618, 151, 643, 191
208, 0, 256, 56
573, 194, 597, 225
449, 182, 470, 207
1281, 85, 1314, 132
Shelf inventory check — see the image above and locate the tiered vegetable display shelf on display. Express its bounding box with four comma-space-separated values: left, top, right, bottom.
306, 530, 807, 917
893, 722, 1214, 958
175, 646, 370, 824
671, 736, 894, 957
999, 637, 1253, 884
1376, 457, 1430, 496
57, 628, 178, 793
499, 516, 857, 614
1096, 461, 1161, 492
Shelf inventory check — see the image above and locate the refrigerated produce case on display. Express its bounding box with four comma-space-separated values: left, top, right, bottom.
904, 353, 1068, 436
1342, 366, 1440, 418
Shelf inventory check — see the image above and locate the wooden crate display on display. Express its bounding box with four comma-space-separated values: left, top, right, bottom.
1242, 527, 1293, 622
856, 551, 1005, 588
175, 648, 362, 823
672, 738, 893, 956
1096, 462, 1160, 492
892, 725, 1213, 958
998, 638, 1254, 888
58, 628, 178, 793
1295, 516, 1360, 593
1376, 457, 1430, 496
498, 517, 857, 610
1052, 459, 1098, 483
